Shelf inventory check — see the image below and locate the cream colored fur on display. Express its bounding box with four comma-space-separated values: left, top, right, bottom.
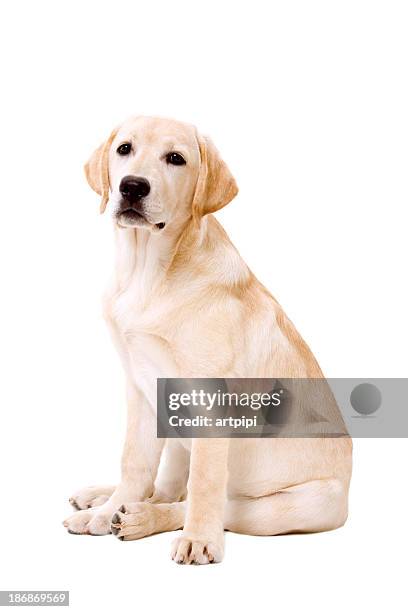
64, 116, 352, 564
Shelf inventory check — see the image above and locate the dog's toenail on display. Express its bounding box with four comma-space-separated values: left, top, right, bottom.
118, 505, 126, 513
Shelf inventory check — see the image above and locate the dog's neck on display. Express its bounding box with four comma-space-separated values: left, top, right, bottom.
112, 215, 248, 305
112, 216, 199, 298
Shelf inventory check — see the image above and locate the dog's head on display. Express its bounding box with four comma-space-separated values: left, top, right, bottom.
85, 116, 238, 232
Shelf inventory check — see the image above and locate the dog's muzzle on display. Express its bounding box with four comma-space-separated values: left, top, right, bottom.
117, 175, 165, 230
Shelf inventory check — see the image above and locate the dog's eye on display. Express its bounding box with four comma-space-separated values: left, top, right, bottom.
166, 152, 186, 166
117, 143, 132, 156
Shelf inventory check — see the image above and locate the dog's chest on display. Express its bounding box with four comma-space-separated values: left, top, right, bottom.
108, 276, 149, 330
104, 276, 180, 391
104, 241, 240, 383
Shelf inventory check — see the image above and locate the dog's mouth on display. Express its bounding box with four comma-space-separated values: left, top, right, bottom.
116, 208, 166, 231
118, 208, 147, 226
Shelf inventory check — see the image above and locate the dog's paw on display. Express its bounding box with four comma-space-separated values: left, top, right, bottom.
69, 485, 115, 510
170, 534, 224, 565
111, 502, 156, 541
63, 507, 113, 535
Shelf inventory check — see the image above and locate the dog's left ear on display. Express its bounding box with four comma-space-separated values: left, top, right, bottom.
192, 134, 238, 222
84, 129, 117, 213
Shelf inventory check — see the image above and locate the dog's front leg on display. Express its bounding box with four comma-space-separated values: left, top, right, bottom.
112, 384, 164, 504
171, 438, 229, 564
64, 385, 163, 535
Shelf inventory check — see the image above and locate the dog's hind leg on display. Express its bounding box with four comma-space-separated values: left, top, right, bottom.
151, 440, 190, 503
111, 478, 348, 544
225, 478, 349, 535
69, 485, 116, 510
111, 501, 186, 541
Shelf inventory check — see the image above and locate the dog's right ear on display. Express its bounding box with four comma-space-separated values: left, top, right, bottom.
84, 129, 117, 213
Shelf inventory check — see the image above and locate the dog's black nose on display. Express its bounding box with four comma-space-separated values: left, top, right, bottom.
119, 176, 151, 203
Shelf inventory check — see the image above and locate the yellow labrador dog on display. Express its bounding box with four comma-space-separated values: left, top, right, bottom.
64, 116, 352, 564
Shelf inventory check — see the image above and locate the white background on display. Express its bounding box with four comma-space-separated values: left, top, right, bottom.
0, 1, 407, 610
